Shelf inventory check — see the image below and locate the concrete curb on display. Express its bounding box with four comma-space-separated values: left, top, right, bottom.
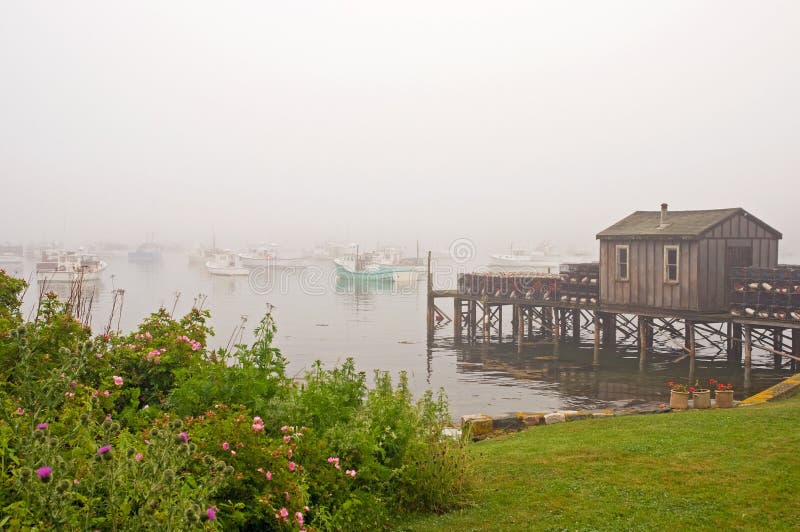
740, 372, 800, 406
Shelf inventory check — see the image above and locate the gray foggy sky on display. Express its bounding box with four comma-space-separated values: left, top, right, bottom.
1, 1, 798, 256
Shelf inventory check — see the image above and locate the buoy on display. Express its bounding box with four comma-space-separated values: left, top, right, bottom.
730, 308, 741, 316
748, 282, 759, 290
757, 311, 770, 319
761, 282, 773, 291
745, 307, 756, 316
790, 311, 800, 321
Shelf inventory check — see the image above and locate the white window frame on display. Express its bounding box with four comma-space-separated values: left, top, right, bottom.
664, 245, 679, 283
615, 245, 629, 282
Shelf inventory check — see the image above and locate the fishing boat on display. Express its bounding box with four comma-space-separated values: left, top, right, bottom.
239, 245, 309, 269
0, 245, 23, 264
489, 244, 559, 271
128, 242, 162, 263
36, 250, 108, 282
206, 253, 249, 276
334, 248, 395, 281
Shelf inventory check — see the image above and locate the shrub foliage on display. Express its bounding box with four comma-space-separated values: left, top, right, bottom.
0, 271, 471, 530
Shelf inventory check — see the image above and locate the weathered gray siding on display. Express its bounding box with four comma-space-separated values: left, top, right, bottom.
598, 212, 780, 313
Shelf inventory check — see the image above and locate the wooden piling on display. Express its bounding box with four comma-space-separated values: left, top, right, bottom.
793, 328, 799, 372
481, 297, 489, 343
593, 311, 600, 367
572, 310, 580, 342
426, 251, 433, 341
744, 325, 752, 389
638, 316, 647, 363
731, 323, 743, 364
517, 305, 524, 354
773, 328, 783, 370
453, 298, 462, 342
688, 321, 696, 384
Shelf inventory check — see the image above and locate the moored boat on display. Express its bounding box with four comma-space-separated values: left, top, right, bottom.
206, 253, 249, 276
0, 245, 23, 264
36, 250, 108, 282
128, 242, 162, 263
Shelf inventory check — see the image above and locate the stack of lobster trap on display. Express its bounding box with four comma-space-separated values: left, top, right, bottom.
558, 262, 599, 306
730, 266, 800, 322
457, 272, 559, 301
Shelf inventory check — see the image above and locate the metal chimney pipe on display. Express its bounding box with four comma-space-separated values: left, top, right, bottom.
660, 203, 668, 225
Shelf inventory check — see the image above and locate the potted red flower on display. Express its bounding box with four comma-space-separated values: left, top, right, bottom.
668, 381, 689, 410
714, 382, 735, 408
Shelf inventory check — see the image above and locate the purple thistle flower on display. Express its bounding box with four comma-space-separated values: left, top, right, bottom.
179, 431, 188, 443
36, 423, 49, 430
37, 466, 52, 481
207, 507, 216, 521
97, 445, 112, 455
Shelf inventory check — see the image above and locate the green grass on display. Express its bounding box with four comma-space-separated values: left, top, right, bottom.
399, 396, 800, 531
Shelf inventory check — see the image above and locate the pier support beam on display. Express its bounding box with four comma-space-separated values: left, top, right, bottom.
773, 328, 784, 370
793, 328, 799, 372
638, 316, 648, 366
553, 308, 560, 354
572, 310, 581, 343
481, 297, 489, 343
517, 305, 524, 354
687, 321, 696, 384
729, 323, 743, 364
593, 311, 600, 367
453, 298, 462, 342
744, 325, 752, 390
426, 252, 434, 342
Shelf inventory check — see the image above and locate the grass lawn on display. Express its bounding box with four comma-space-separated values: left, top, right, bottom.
399, 395, 800, 531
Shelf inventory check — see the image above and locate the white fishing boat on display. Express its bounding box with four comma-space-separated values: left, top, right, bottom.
239, 244, 308, 269
206, 253, 249, 276
36, 250, 108, 282
489, 244, 559, 270
0, 245, 23, 264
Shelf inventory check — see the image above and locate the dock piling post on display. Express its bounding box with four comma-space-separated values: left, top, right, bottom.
454, 298, 462, 343
792, 328, 799, 372
688, 321, 696, 384
773, 328, 783, 370
517, 305, 524, 353
593, 311, 600, 367
572, 310, 580, 343
426, 251, 433, 342
638, 316, 648, 365
744, 325, 752, 390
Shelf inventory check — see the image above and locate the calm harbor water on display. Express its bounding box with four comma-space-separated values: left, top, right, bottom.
10, 252, 793, 419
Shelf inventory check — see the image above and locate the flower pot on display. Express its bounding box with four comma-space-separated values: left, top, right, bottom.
715, 389, 734, 408
669, 390, 689, 410
692, 389, 711, 409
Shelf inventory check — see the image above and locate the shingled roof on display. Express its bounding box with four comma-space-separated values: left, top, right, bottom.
596, 208, 782, 239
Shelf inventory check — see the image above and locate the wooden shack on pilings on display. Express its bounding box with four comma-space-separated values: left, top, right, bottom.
596, 204, 781, 313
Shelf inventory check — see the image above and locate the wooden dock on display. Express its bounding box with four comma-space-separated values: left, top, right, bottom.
424, 253, 800, 390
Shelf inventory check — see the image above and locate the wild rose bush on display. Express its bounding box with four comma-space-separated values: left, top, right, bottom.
0, 271, 471, 530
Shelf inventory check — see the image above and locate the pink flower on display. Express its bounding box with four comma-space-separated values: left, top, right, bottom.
36, 423, 48, 430
105, 414, 112, 421
37, 466, 52, 481
266, 471, 272, 480
284, 491, 290, 500
15, 408, 24, 415
135, 453, 143, 461
283, 435, 291, 444
95, 353, 103, 359
102, 390, 110, 397
206, 507, 216, 521
113, 375, 123, 386
252, 416, 265, 432
97, 445, 112, 455
222, 442, 230, 451
280, 425, 288, 433
288, 461, 296, 472
296, 512, 304, 526
179, 431, 188, 443
346, 469, 357, 478
279, 507, 289, 519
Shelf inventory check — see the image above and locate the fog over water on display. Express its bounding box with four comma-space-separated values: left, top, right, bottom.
1, 1, 798, 255
1, 2, 799, 414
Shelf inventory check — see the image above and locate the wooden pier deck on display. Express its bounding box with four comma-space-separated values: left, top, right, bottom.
424, 254, 800, 389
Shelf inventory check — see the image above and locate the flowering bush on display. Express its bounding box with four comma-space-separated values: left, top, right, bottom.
0, 271, 472, 529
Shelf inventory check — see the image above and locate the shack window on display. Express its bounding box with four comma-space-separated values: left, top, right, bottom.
615, 245, 629, 281
664, 245, 679, 283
